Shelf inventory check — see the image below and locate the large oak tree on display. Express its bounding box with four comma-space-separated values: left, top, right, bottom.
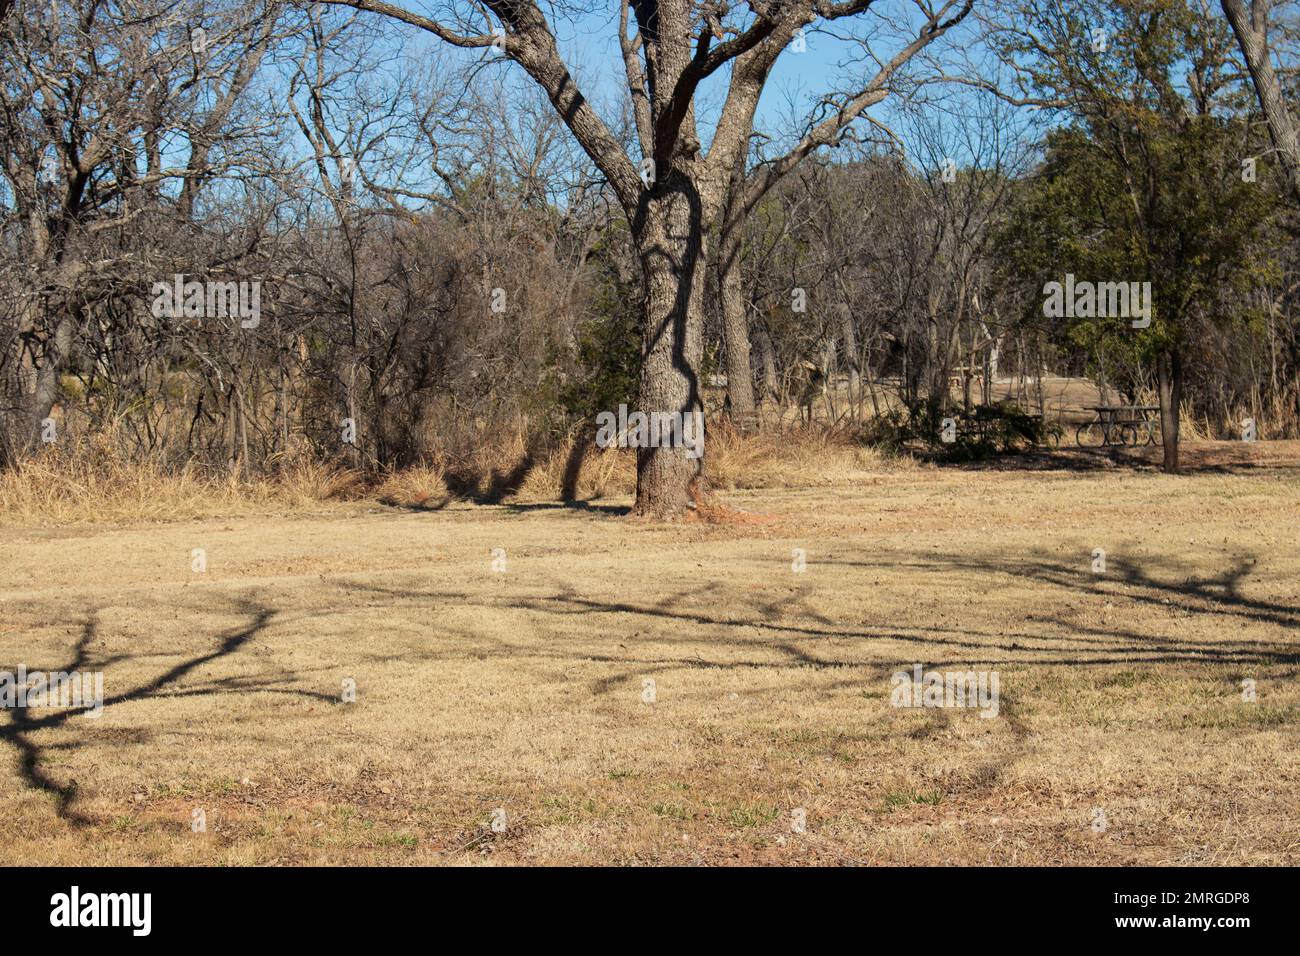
317, 0, 974, 516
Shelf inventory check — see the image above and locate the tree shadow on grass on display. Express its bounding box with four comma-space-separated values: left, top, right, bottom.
821, 549, 1300, 634
0, 597, 331, 825
332, 542, 1299, 686
328, 548, 1293, 803
499, 500, 631, 516
946, 443, 1300, 476
374, 495, 628, 516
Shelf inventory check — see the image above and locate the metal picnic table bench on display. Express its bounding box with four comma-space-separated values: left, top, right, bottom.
1075, 405, 1161, 447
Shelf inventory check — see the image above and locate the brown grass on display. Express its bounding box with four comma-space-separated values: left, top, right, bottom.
0, 420, 900, 524
2, 439, 1298, 865
0, 434, 369, 526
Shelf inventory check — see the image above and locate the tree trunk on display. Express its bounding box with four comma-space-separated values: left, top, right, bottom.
1157, 348, 1183, 473
19, 255, 82, 452
755, 324, 779, 409
838, 303, 861, 418
716, 220, 758, 431
28, 311, 77, 449
1222, 0, 1300, 207
631, 185, 706, 519
822, 338, 839, 422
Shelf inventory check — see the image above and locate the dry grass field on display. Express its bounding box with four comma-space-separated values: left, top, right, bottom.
2, 440, 1298, 865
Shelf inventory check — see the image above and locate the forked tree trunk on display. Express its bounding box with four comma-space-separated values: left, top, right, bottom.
631, 182, 707, 519
1157, 348, 1183, 473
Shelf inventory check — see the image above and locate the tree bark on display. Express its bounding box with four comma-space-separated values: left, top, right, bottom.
632, 183, 707, 518
1157, 348, 1183, 473
1222, 0, 1300, 206
716, 208, 758, 430
755, 323, 779, 408
28, 311, 76, 448
838, 302, 861, 390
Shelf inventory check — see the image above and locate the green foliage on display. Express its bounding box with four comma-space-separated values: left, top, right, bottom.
547, 249, 641, 424
994, 0, 1279, 384
860, 401, 1051, 459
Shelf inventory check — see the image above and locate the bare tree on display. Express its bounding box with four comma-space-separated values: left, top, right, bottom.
715, 0, 973, 428
0, 0, 291, 458
312, 0, 968, 516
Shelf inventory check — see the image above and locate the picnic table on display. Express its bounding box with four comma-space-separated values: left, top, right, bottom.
1075, 405, 1161, 447
946, 406, 1058, 448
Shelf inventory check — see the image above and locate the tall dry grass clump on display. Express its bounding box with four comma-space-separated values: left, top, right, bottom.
372, 464, 453, 510
0, 427, 366, 525
706, 419, 908, 490
1, 416, 907, 525
511, 418, 907, 502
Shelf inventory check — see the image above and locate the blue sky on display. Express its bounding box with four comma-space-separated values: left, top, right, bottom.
377, 0, 995, 164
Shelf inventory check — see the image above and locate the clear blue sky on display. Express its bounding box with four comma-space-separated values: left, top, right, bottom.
376, 1, 997, 166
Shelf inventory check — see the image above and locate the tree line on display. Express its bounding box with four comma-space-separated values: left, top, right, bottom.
2, 0, 1297, 515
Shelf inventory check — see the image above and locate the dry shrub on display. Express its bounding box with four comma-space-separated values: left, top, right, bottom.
512, 419, 905, 503
1, 417, 905, 526
1177, 402, 1212, 442
0, 428, 364, 526
706, 419, 906, 490
514, 439, 636, 501
267, 449, 367, 505
373, 464, 451, 509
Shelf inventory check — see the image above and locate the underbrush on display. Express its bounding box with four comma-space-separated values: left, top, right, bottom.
860, 401, 1055, 460
0, 418, 907, 525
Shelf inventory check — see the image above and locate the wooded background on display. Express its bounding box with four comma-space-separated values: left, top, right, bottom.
2, 0, 1297, 499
